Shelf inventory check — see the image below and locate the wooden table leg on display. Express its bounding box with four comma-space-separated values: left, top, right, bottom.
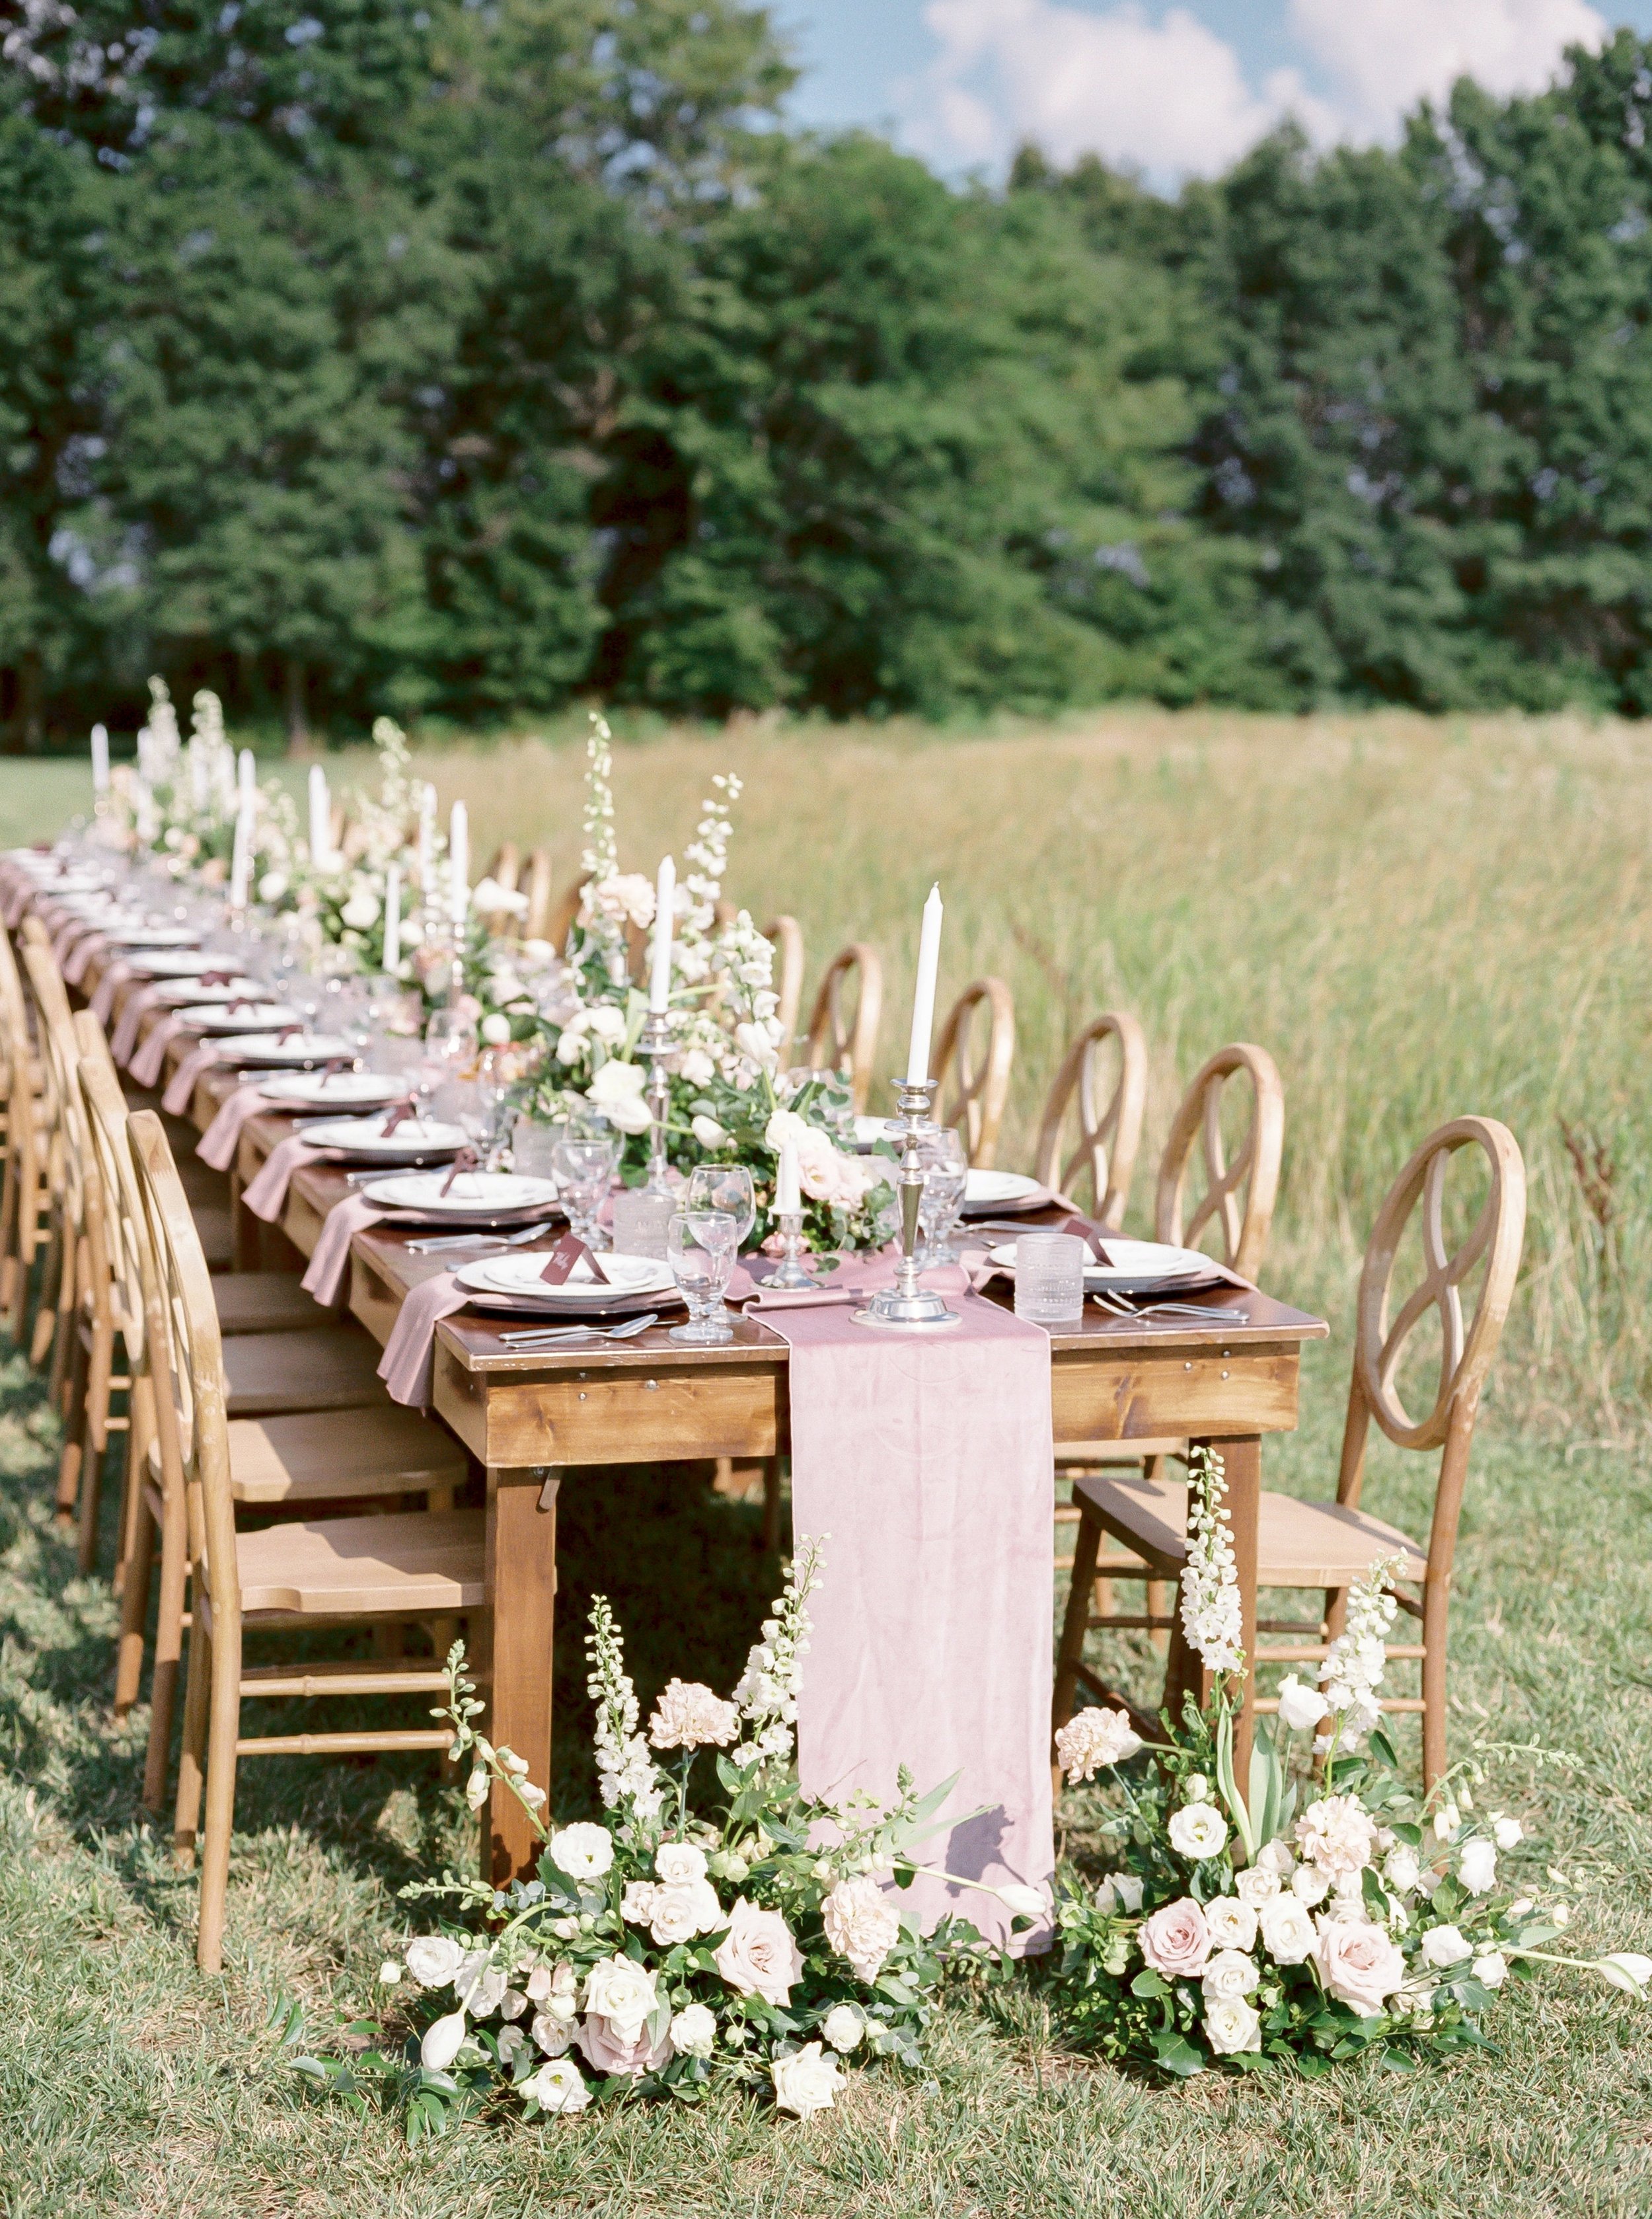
482, 1465, 560, 1885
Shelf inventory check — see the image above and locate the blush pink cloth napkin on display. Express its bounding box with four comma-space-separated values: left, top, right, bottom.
162, 1041, 223, 1115
378, 1269, 468, 1407
62, 928, 105, 985
196, 1082, 274, 1172
91, 959, 137, 1024
241, 1132, 331, 1222
129, 1011, 191, 1086
303, 1191, 387, 1305
750, 1269, 1056, 1949
111, 983, 165, 1067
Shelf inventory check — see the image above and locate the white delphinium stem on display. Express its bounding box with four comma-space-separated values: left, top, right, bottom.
580, 714, 620, 888
585, 1596, 666, 1823
732, 1536, 825, 1770
1179, 1446, 1244, 1676
1316, 1551, 1404, 1757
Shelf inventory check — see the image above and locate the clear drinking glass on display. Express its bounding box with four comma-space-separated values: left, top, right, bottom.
1013, 1230, 1086, 1326
552, 1129, 621, 1250
611, 1185, 675, 1258
667, 1208, 740, 1343
686, 1163, 755, 1249
915, 1127, 968, 1267
512, 1115, 560, 1180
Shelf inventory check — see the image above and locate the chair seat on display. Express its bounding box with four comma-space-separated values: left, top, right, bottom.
1074, 1472, 1429, 1587
232, 1507, 486, 1614
213, 1272, 324, 1335
228, 1406, 468, 1505
223, 1327, 387, 1416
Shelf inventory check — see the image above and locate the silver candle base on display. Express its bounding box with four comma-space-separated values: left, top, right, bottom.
759, 1210, 821, 1290
852, 1078, 960, 1331
638, 1007, 676, 1195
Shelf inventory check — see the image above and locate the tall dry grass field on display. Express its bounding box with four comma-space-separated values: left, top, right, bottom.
408, 707, 1652, 1435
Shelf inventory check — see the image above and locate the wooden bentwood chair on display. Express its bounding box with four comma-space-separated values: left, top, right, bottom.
934, 979, 1016, 1168
1055, 1114, 1526, 1790
802, 944, 883, 1112
1033, 1011, 1148, 1228
123, 1109, 484, 1972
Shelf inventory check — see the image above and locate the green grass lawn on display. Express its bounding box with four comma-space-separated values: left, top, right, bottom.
5, 708, 1652, 2213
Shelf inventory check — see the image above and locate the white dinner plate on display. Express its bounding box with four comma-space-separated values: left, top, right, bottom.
153, 977, 258, 1006
127, 950, 217, 977
363, 1170, 560, 1215
106, 925, 201, 948
963, 1170, 1043, 1209
301, 1115, 467, 1158
213, 1030, 355, 1066
987, 1237, 1215, 1290
455, 1252, 674, 1303
175, 1000, 300, 1034
260, 1070, 401, 1109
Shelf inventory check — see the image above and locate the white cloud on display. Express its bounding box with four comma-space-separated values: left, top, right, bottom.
1291, 0, 1608, 135
901, 0, 1610, 184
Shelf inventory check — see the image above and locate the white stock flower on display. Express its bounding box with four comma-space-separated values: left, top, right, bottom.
822, 1875, 901, 1983
1276, 1674, 1332, 1732
771, 2042, 844, 2118
1419, 1924, 1474, 1970
1053, 1706, 1142, 1782
1458, 1839, 1498, 1895
648, 1680, 740, 1752
549, 1823, 615, 1882
680, 1047, 716, 1086
670, 2003, 718, 2058
1432, 1803, 1461, 1843
1168, 1803, 1229, 1861
1201, 1947, 1260, 2002
1178, 1448, 1244, 1674
1096, 1871, 1146, 1916
1203, 1995, 1262, 2056
1236, 1865, 1282, 1907
589, 872, 656, 929
420, 2010, 469, 2071
523, 2057, 590, 2113
1259, 1893, 1317, 1965
1472, 1951, 1508, 1988
1203, 1897, 1258, 1952
821, 2004, 864, 2052
1295, 1796, 1378, 1877
404, 1935, 466, 1988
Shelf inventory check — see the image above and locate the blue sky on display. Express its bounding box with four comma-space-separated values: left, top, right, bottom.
776, 0, 1652, 187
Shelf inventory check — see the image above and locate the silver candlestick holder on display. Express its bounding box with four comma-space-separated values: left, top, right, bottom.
760, 1209, 820, 1290
852, 1077, 960, 1331
638, 1007, 676, 1195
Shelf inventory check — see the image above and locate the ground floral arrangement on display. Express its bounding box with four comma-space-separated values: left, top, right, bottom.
285, 1456, 1649, 2136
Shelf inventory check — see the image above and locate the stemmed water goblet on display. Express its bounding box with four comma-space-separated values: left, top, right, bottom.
551, 1119, 622, 1250
666, 1209, 740, 1343
915, 1126, 968, 1267
685, 1164, 755, 1250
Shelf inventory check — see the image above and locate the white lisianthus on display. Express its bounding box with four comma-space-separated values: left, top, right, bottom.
453, 1952, 508, 2017
998, 1884, 1047, 1920
691, 1114, 728, 1150
531, 2010, 575, 2057
404, 1935, 466, 1988
821, 2004, 864, 2052
1183, 1775, 1209, 1802
1096, 1871, 1146, 1916
656, 1841, 711, 1887
549, 1822, 615, 1882
1472, 1951, 1508, 1988
1259, 1893, 1317, 1965
1201, 1947, 1260, 2001
1492, 1815, 1525, 1850
669, 2003, 718, 2058
1419, 1923, 1474, 1969
1276, 1673, 1332, 1731
500, 1989, 528, 2022
770, 2042, 843, 2119
1053, 1706, 1142, 1782
1236, 1864, 1282, 1907
646, 1881, 724, 1948
1203, 1897, 1258, 1952
1168, 1802, 1229, 1860
621, 1881, 659, 1927
1203, 1994, 1261, 2056
1600, 1952, 1652, 1995
420, 2009, 469, 2070
1458, 1838, 1497, 1895
523, 2057, 590, 2113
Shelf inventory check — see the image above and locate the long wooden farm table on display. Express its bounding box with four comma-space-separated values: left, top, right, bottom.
110, 962, 1329, 1881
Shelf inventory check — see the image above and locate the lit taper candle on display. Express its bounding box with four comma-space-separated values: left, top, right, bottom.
382, 864, 401, 974
648, 854, 676, 1013
905, 882, 944, 1084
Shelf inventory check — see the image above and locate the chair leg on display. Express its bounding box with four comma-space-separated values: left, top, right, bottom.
113, 1476, 155, 1715
112, 1374, 152, 1603
144, 1484, 191, 1811
1052, 1503, 1104, 1768
47, 1239, 75, 1412
1421, 1581, 1450, 1793
173, 1612, 211, 1864
29, 1222, 61, 1370
196, 1620, 241, 1975
55, 1326, 90, 1530
0, 1144, 18, 1316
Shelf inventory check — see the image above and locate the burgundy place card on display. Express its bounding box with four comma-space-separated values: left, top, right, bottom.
539, 1231, 611, 1286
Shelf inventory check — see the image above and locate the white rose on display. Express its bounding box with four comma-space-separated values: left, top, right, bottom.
549, 1822, 615, 1882
1168, 1803, 1229, 1861
582, 1954, 661, 2041
1276, 1674, 1332, 1732
420, 2009, 469, 2070
647, 1881, 723, 1949
691, 1114, 728, 1150
1204, 1897, 1258, 1952
1382, 1845, 1421, 1895
770, 2042, 843, 2119
1458, 1839, 1497, 1895
822, 1875, 901, 1983
621, 1881, 659, 1927
480, 1012, 512, 1045
340, 891, 379, 930
821, 2004, 864, 2052
1203, 1995, 1261, 2056
1201, 1947, 1260, 2001
1492, 1815, 1524, 1851
656, 1841, 710, 1886
1259, 1893, 1317, 1965
1291, 1865, 1331, 1907
1419, 1923, 1474, 1970
714, 1899, 806, 2005
669, 2002, 718, 2058
1472, 1951, 1507, 1988
1183, 1776, 1209, 1802
1236, 1865, 1283, 1906
523, 2056, 590, 2113
404, 1935, 466, 1988
531, 2010, 575, 2058
1096, 1871, 1146, 1916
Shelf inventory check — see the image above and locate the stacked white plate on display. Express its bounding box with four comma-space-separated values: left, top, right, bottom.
215, 1030, 356, 1067
299, 1115, 467, 1160
128, 949, 218, 978
986, 1236, 1217, 1295
153, 977, 258, 1006
961, 1170, 1045, 1214
106, 925, 201, 949
261, 1071, 404, 1110
362, 1170, 559, 1217
174, 1000, 299, 1034
455, 1252, 673, 1306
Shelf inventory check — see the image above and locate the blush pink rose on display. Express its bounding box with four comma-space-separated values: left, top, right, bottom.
1314, 1916, 1406, 2015
713, 1898, 806, 2007
1137, 1897, 1213, 1981
574, 2013, 671, 2078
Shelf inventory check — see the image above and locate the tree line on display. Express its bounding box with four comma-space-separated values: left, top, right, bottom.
6, 3, 1652, 744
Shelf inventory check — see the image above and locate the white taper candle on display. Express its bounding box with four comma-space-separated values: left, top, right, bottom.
448, 800, 469, 924
308, 765, 330, 864
229, 804, 253, 909
776, 1137, 801, 1216
91, 724, 109, 793
239, 747, 256, 803
648, 854, 675, 1013
905, 882, 944, 1085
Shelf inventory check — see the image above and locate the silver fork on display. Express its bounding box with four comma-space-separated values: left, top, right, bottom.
406, 1224, 552, 1256
1091, 1290, 1251, 1325
496, 1312, 660, 1348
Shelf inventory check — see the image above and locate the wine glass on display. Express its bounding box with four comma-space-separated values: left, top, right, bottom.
916, 1127, 969, 1267
552, 1125, 622, 1250
686, 1163, 755, 1249
413, 1006, 476, 1122
667, 1209, 740, 1344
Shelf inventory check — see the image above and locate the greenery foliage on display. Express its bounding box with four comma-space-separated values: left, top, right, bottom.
9, 14, 1652, 735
